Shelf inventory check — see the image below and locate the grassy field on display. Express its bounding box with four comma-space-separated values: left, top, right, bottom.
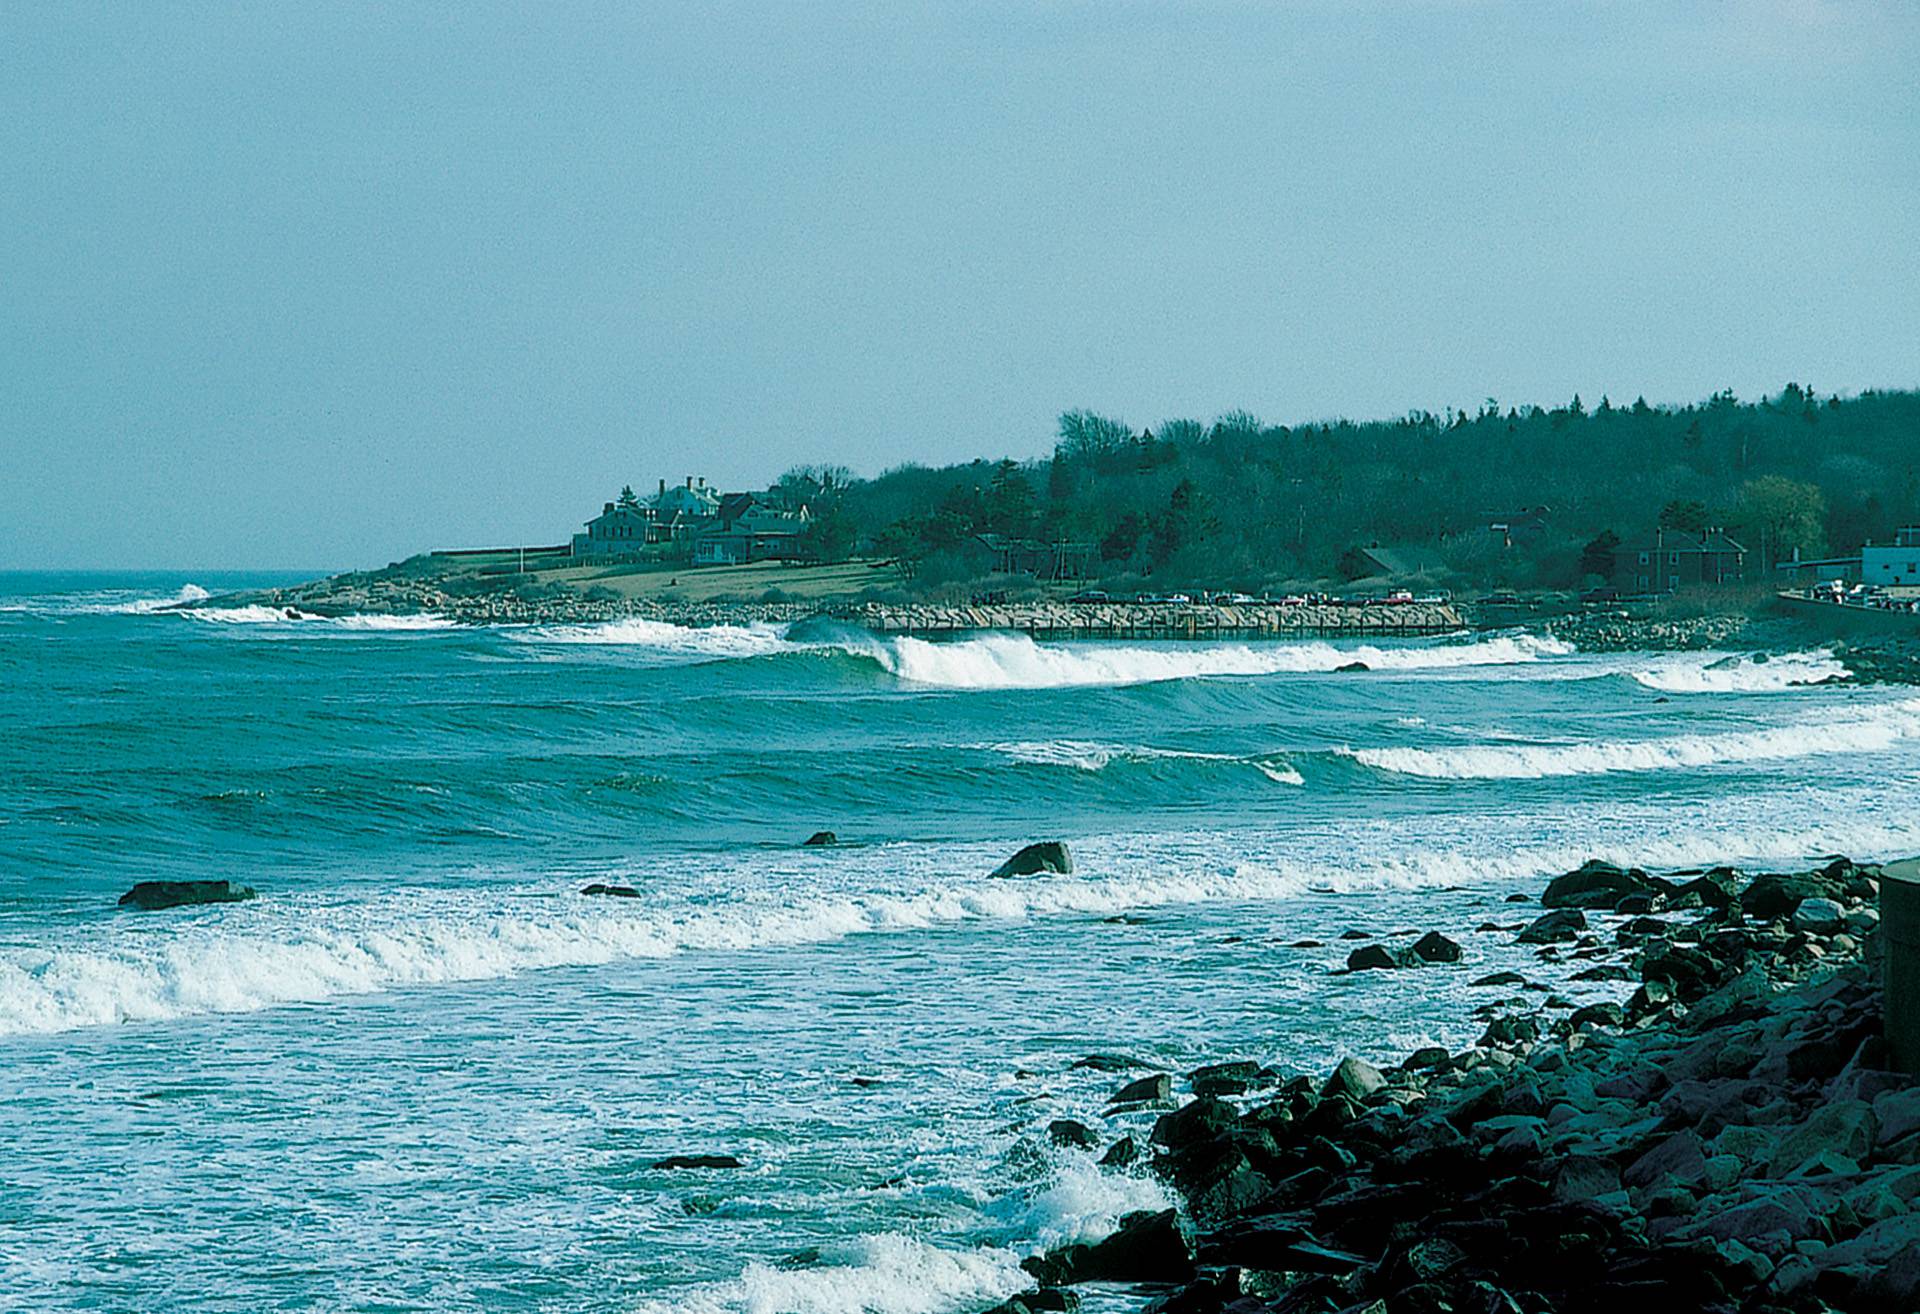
527, 557, 905, 602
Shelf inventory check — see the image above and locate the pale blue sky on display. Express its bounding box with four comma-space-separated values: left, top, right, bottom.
3, 1, 1916, 569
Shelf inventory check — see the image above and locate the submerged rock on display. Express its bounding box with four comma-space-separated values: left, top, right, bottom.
117, 880, 255, 911
580, 883, 639, 898
991, 841, 1073, 878
802, 831, 838, 846
651, 1154, 742, 1170
1048, 1119, 1100, 1149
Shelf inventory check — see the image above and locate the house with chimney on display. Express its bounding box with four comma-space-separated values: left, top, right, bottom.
1612, 528, 1747, 594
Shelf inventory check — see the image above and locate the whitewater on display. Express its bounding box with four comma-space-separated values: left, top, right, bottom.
0, 571, 1909, 1314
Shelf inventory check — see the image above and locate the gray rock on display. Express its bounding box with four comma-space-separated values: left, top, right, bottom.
1516, 908, 1587, 944
1410, 931, 1463, 963
802, 831, 838, 846
1109, 1073, 1173, 1106
992, 842, 1073, 878
1766, 1100, 1877, 1176
1541, 859, 1651, 909
1624, 1129, 1709, 1190
1049, 1119, 1100, 1149
1873, 1087, 1920, 1146
1790, 896, 1846, 935
118, 880, 256, 911
1346, 943, 1421, 971
651, 1154, 742, 1169
580, 883, 639, 898
1321, 1056, 1386, 1104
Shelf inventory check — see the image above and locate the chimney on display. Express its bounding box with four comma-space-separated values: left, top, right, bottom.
658, 479, 666, 496
686, 476, 693, 489
604, 502, 614, 514
698, 477, 706, 490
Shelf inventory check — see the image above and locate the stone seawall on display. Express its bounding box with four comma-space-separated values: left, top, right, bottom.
832, 601, 1464, 638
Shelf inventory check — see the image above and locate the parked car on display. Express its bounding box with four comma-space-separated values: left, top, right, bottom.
1068, 590, 1110, 604
1579, 588, 1620, 604
1383, 590, 1414, 605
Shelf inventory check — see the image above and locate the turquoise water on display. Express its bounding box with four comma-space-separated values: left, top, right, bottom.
2, 572, 1915, 1312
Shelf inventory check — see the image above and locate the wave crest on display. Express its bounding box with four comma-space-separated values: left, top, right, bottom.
1628, 650, 1850, 693
1343, 696, 1920, 779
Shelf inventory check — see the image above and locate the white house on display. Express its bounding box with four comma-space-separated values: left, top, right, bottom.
1864, 528, 1920, 587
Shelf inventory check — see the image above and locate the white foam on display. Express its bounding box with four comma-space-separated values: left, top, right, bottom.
1344, 696, 1920, 779
13, 790, 1920, 1040
1629, 650, 1850, 693
878, 632, 1572, 690
988, 740, 1304, 784
512, 617, 793, 660
632, 1233, 1028, 1314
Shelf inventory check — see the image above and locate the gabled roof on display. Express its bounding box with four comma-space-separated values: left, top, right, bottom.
1619, 529, 1747, 554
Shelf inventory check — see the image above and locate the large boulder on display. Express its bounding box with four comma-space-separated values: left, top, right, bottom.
118, 880, 255, 911
1108, 1073, 1173, 1106
1346, 943, 1421, 971
1028, 1209, 1196, 1284
1541, 860, 1652, 909
802, 831, 838, 846
1742, 871, 1848, 921
1321, 1056, 1387, 1104
992, 842, 1074, 878
1150, 1095, 1238, 1149
581, 883, 639, 898
1790, 897, 1846, 935
1516, 908, 1588, 944
1767, 1100, 1878, 1176
1411, 931, 1463, 963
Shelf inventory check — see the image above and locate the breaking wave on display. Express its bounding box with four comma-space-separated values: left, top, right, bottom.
11, 797, 1918, 1039
872, 632, 1572, 690
989, 739, 1303, 784
1343, 696, 1920, 779
512, 617, 794, 659
1628, 650, 1850, 693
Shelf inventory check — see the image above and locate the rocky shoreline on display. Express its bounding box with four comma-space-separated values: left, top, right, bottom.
982, 856, 1917, 1314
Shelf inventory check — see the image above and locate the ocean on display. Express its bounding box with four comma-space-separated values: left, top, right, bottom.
1, 571, 1913, 1313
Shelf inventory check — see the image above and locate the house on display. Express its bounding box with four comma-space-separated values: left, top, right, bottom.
1485, 506, 1552, 548
691, 496, 812, 565
653, 476, 722, 520
572, 501, 656, 558
1612, 528, 1747, 594
974, 534, 1092, 579
1863, 527, 1920, 587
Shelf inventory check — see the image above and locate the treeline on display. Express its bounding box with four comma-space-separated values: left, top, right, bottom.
796, 386, 1920, 591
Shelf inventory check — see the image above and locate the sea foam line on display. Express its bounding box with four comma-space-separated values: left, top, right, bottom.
1342, 696, 1920, 779
8, 802, 1920, 1040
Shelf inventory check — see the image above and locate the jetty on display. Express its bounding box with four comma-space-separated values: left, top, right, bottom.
834, 599, 1463, 639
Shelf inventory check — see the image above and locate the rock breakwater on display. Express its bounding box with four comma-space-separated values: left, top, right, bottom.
983, 856, 1917, 1314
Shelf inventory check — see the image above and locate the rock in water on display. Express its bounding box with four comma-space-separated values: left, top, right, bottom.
1540, 859, 1651, 909
1335, 660, 1370, 673
580, 883, 639, 898
651, 1154, 743, 1170
1411, 931, 1463, 963
1347, 944, 1421, 971
803, 831, 838, 846
1516, 908, 1587, 944
117, 880, 255, 911
991, 841, 1073, 878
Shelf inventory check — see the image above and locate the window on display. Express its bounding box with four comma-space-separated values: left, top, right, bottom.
1669, 574, 1680, 589
1638, 552, 1649, 565
1669, 552, 1679, 565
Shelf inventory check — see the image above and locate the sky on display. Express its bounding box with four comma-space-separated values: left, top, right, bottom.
2, 1, 1916, 570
